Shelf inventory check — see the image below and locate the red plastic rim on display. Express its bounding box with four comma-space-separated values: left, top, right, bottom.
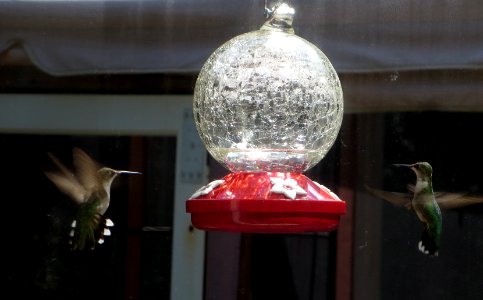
186, 172, 346, 233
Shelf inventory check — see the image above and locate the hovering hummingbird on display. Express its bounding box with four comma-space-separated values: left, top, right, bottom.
368, 162, 443, 256
45, 147, 140, 250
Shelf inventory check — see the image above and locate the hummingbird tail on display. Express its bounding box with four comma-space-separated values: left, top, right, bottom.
97, 217, 114, 245
68, 216, 115, 250
418, 229, 439, 256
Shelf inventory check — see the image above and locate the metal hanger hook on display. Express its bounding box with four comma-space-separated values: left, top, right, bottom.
264, 0, 283, 18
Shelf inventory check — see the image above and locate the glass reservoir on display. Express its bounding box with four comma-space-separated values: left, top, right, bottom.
187, 3, 346, 233
193, 4, 344, 173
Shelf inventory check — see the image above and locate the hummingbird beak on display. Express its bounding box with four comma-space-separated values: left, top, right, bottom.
115, 170, 142, 175
393, 163, 414, 168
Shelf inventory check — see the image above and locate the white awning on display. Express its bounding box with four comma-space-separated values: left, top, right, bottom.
1, 0, 482, 76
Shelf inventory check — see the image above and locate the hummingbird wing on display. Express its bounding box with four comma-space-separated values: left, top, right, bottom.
435, 194, 483, 210
371, 184, 483, 210
45, 153, 87, 203
72, 147, 101, 195
408, 184, 483, 209
364, 185, 413, 210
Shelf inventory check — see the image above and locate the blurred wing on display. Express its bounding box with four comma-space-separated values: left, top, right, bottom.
436, 193, 483, 210
365, 185, 413, 210
45, 153, 86, 203
409, 184, 483, 210
72, 147, 100, 193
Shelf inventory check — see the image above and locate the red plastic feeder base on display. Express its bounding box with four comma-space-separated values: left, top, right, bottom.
186, 172, 346, 233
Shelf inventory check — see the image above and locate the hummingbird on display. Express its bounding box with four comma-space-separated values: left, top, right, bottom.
368, 162, 443, 256
45, 147, 140, 250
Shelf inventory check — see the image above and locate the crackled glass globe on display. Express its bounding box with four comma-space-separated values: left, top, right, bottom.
193, 4, 343, 173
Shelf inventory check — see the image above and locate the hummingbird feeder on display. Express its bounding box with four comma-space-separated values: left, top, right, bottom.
186, 2, 346, 233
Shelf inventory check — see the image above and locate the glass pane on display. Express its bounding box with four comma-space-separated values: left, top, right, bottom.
2, 1, 483, 300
